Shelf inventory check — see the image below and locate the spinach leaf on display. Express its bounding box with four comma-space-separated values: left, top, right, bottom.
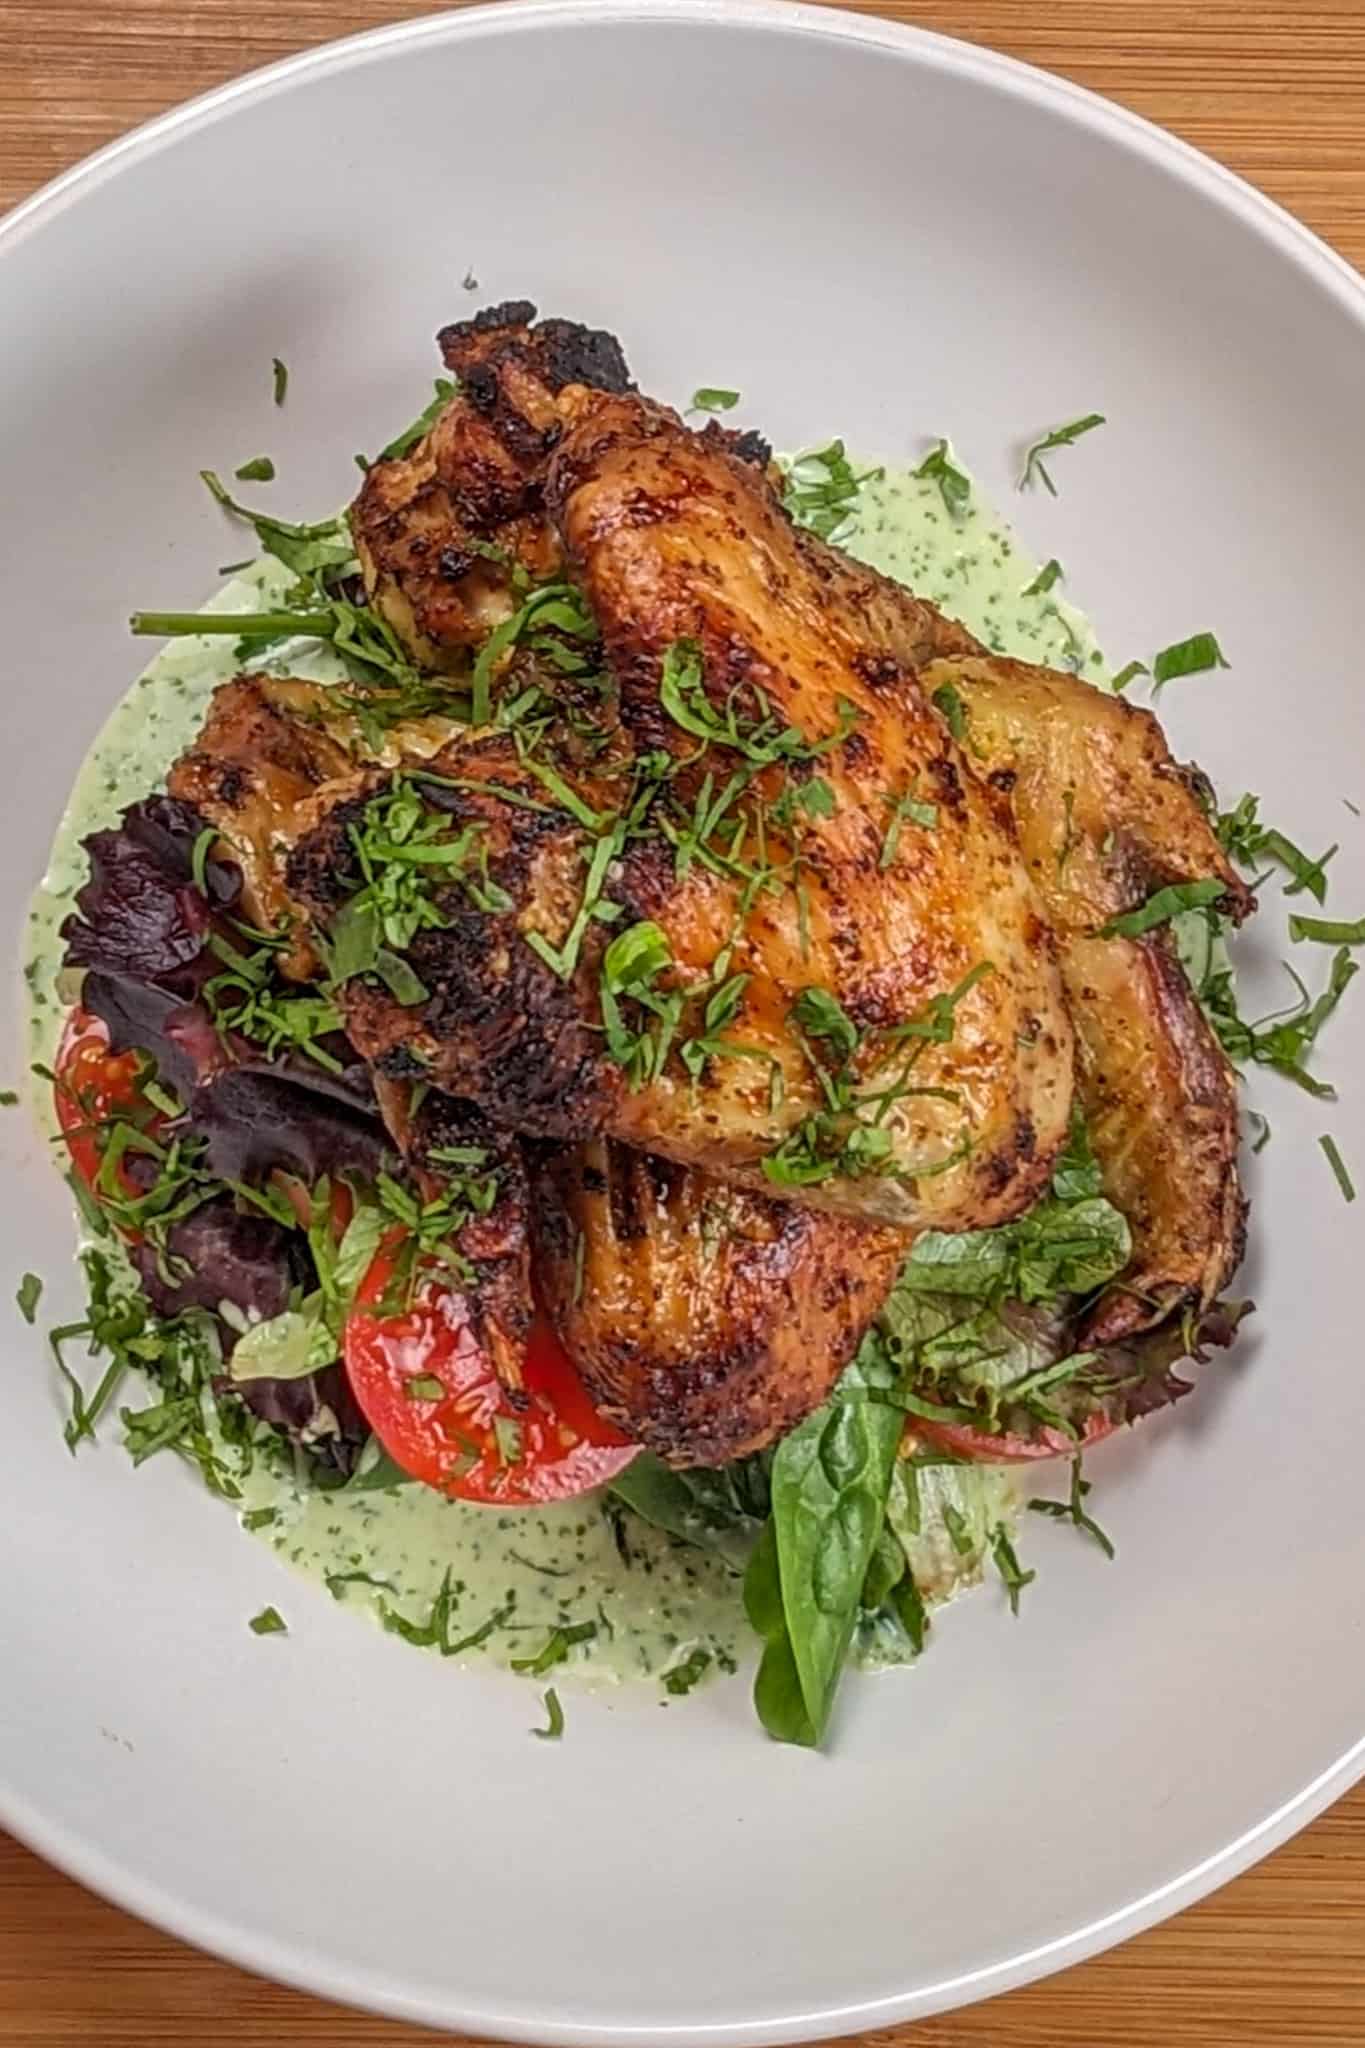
744, 1522, 817, 1746
609, 1451, 769, 1571
757, 1390, 903, 1746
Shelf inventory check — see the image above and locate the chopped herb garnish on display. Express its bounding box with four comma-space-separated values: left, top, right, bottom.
659, 638, 855, 766
201, 472, 355, 577
190, 826, 218, 899
679, 971, 768, 1089
1018, 413, 1105, 494
1151, 632, 1229, 688
241, 1506, 278, 1531
525, 816, 626, 983
533, 1686, 565, 1740
989, 1525, 1036, 1616
913, 438, 971, 519
233, 456, 276, 484
765, 968, 988, 1190
470, 581, 598, 728
1289, 913, 1365, 945
0, 1090, 18, 1107
688, 387, 740, 414
48, 1244, 222, 1466
1189, 931, 1356, 1099
318, 778, 510, 996
1110, 659, 1148, 695
901, 1129, 1129, 1314
325, 1569, 394, 1598
1023, 558, 1063, 597
492, 1413, 524, 1467
271, 357, 288, 405
1248, 1111, 1272, 1155
1101, 879, 1225, 939
880, 789, 938, 869
1216, 794, 1336, 904
376, 377, 457, 463
248, 1606, 287, 1635
601, 917, 679, 1081
942, 1502, 973, 1557
771, 775, 836, 827
931, 681, 968, 744
404, 1373, 446, 1401
782, 440, 883, 541
791, 984, 860, 1062
1028, 1457, 1115, 1559
661, 1645, 713, 1695
378, 1568, 513, 1656
15, 1272, 42, 1324
1320, 1134, 1356, 1203
511, 1621, 597, 1675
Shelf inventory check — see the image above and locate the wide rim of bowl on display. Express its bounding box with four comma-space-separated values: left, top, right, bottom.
4, 3, 1365, 2039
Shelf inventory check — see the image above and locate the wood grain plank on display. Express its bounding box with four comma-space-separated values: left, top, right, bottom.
3, 2, 1365, 2042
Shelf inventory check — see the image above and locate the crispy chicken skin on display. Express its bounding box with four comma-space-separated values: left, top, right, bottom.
168, 678, 360, 973
532, 1140, 907, 1464
351, 302, 632, 670
923, 654, 1251, 1340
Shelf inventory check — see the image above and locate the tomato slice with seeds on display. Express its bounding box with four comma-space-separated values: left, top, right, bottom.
912, 1412, 1119, 1465
53, 1007, 160, 1213
343, 1234, 639, 1504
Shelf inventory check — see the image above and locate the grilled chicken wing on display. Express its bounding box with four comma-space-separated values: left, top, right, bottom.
532, 1139, 907, 1464
922, 654, 1251, 1339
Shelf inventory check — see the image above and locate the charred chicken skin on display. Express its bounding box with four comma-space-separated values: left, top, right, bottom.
532, 1139, 907, 1465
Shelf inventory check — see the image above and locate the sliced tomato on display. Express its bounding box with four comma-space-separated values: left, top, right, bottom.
912, 1411, 1119, 1465
53, 1008, 159, 1210
343, 1235, 639, 1504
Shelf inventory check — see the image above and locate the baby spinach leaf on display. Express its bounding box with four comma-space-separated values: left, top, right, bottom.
744, 1522, 818, 1746
609, 1452, 767, 1571
763, 1390, 903, 1745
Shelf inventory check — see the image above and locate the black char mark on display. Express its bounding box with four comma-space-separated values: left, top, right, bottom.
438, 303, 634, 397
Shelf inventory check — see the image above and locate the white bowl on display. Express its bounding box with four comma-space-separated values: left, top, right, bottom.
3, 3, 1365, 2038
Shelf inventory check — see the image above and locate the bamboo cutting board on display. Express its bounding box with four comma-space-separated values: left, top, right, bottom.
3, 3, 1365, 2041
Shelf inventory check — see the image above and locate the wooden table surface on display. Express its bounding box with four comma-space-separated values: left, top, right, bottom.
4, 0, 1365, 2041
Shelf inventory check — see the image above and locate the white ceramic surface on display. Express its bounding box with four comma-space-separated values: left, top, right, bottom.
3, 3, 1365, 2038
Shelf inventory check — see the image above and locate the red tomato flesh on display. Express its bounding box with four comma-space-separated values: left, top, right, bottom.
912, 1412, 1119, 1465
344, 1235, 638, 1505
53, 1008, 160, 1214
